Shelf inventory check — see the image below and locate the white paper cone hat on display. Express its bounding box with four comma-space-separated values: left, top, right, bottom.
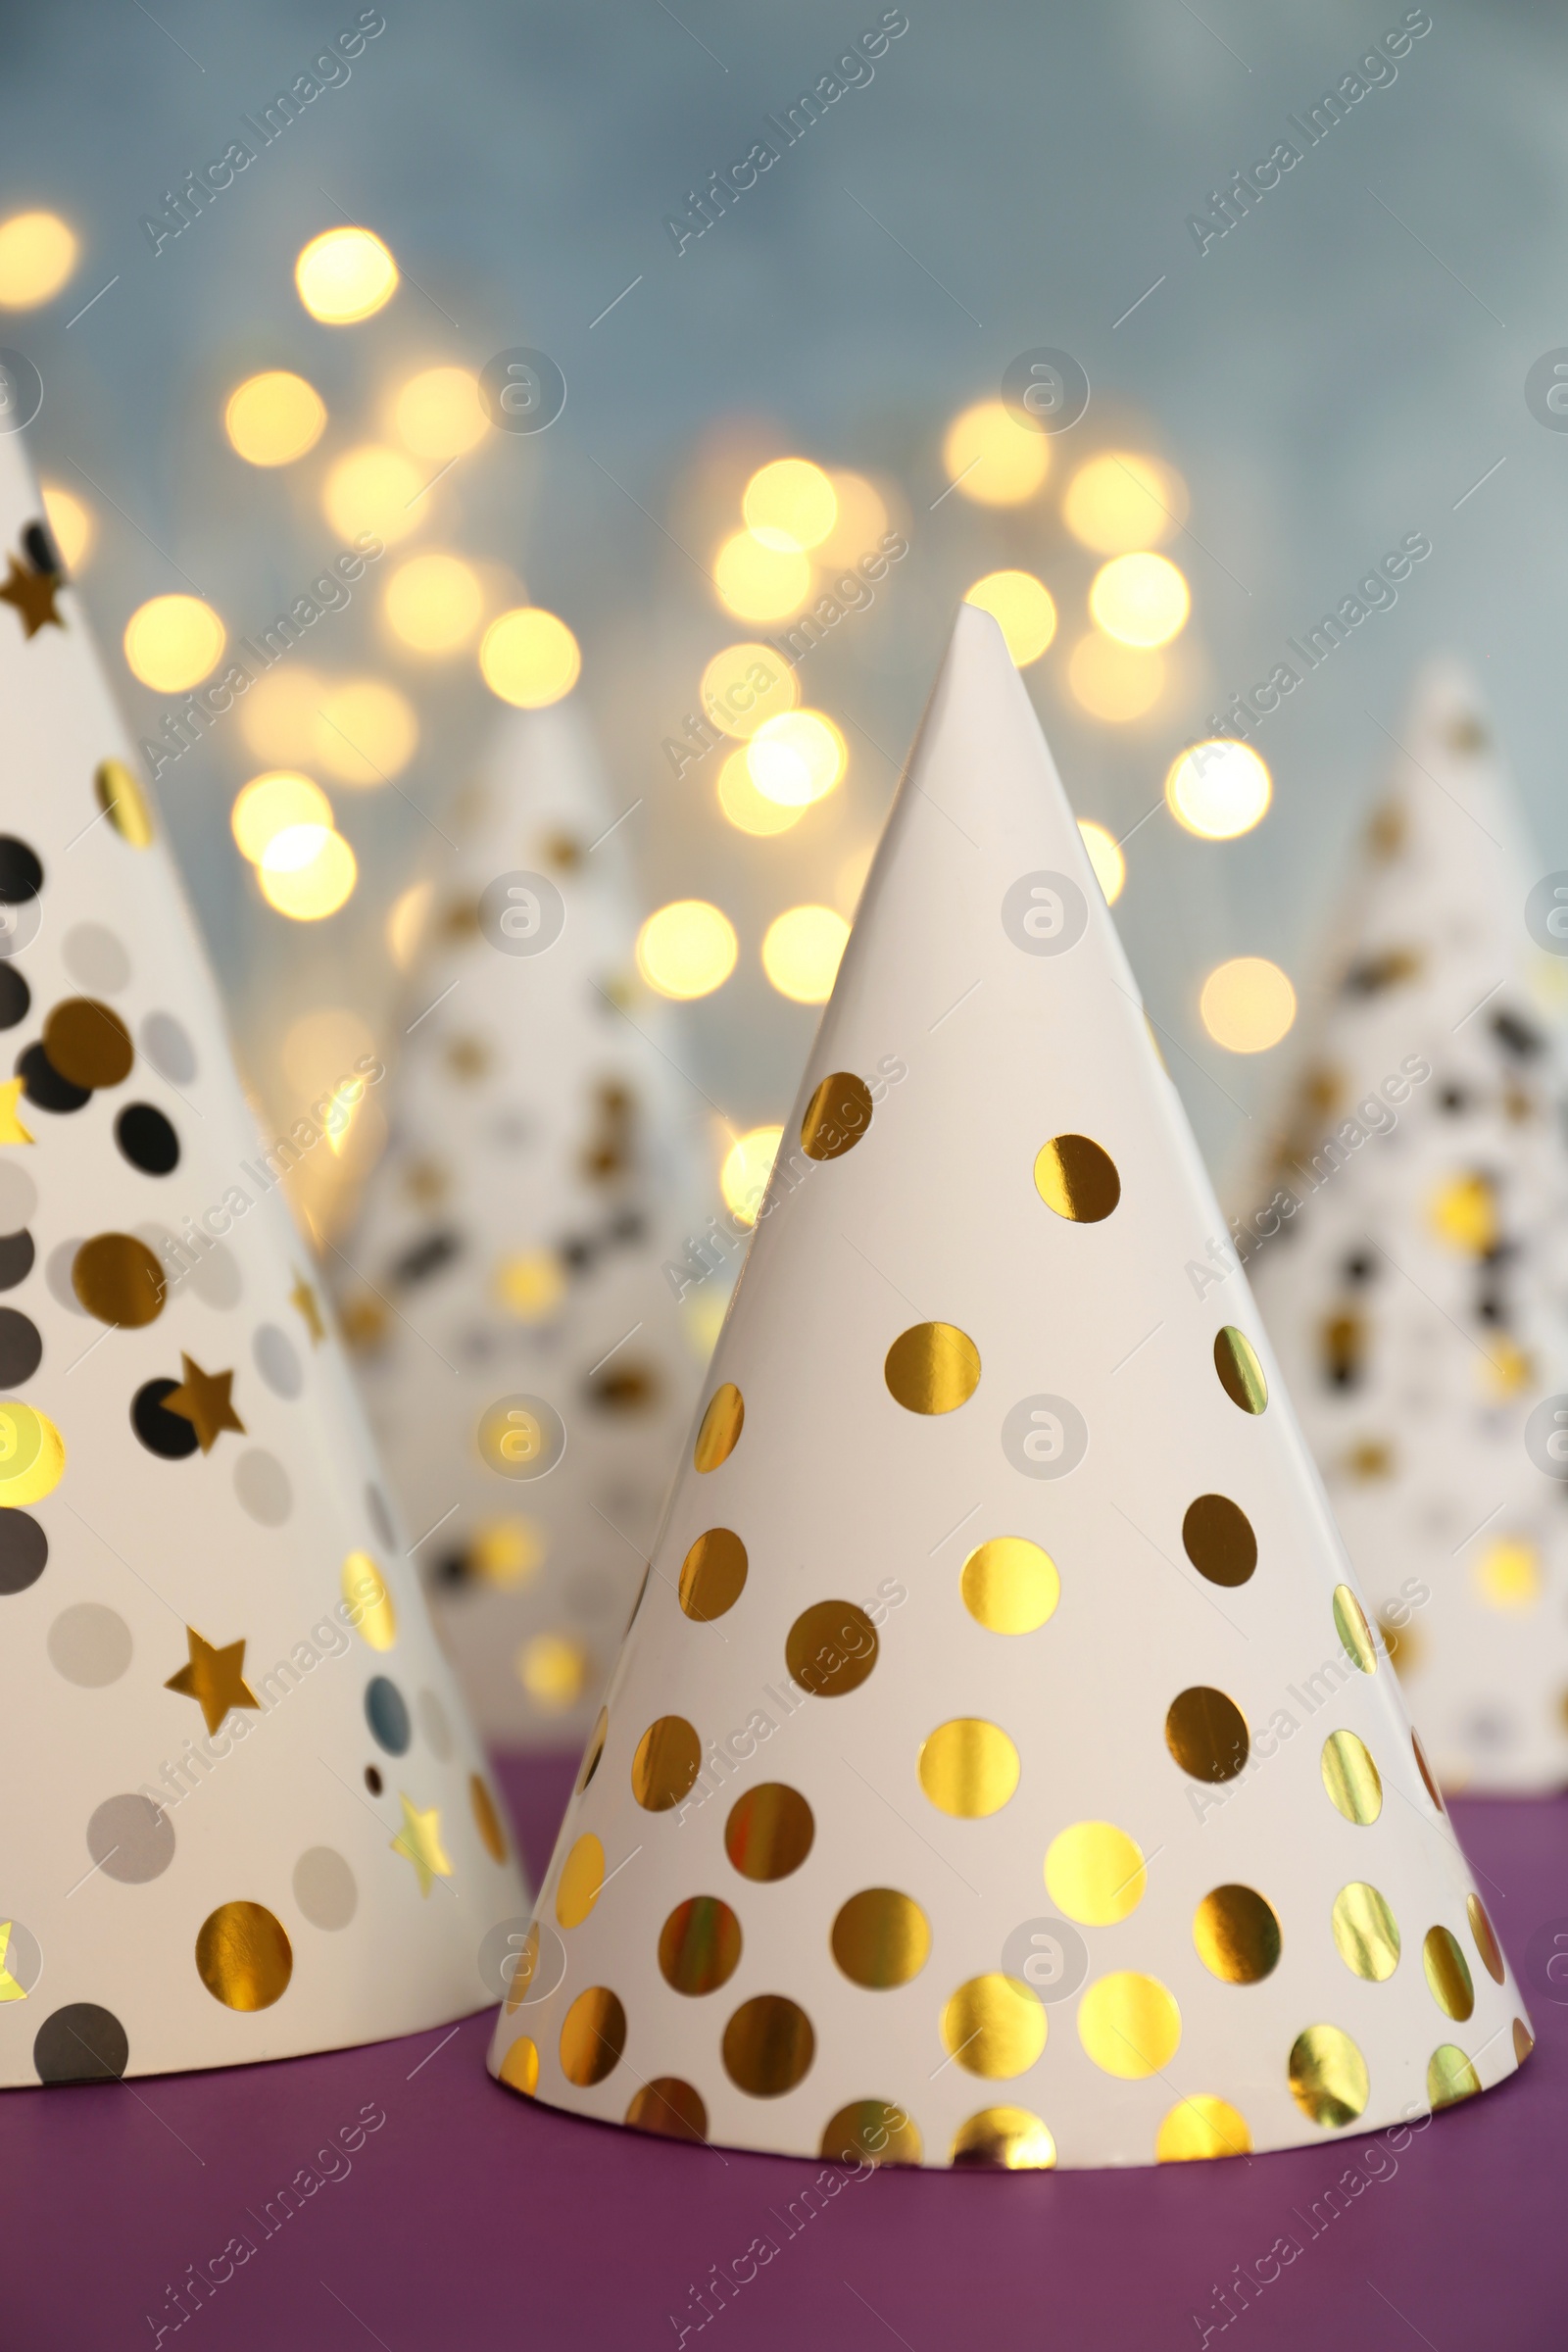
0, 431, 523, 2087
487, 609, 1532, 2170
343, 703, 710, 1743
1238, 662, 1568, 1794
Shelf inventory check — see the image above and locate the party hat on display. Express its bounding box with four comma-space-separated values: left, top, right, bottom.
488, 608, 1530, 2171
341, 702, 710, 1742
0, 428, 522, 2088
1238, 662, 1568, 1793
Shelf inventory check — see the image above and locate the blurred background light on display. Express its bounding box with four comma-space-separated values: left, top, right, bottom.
1166, 740, 1273, 840
231, 771, 333, 864
941, 398, 1050, 506
817, 471, 889, 564
713, 530, 811, 621
743, 457, 837, 551
281, 1004, 376, 1095
294, 225, 398, 322
391, 365, 488, 460
39, 481, 91, 571
0, 210, 75, 306
385, 879, 433, 970
716, 750, 805, 836
963, 569, 1057, 666
720, 1124, 783, 1224
699, 642, 799, 737
223, 370, 326, 467
1200, 956, 1297, 1053
761, 904, 849, 1003
311, 678, 418, 783
1077, 817, 1126, 904
636, 900, 738, 999
496, 1250, 567, 1322
239, 668, 324, 765
322, 445, 427, 546
1066, 632, 1165, 722
746, 710, 846, 807
479, 607, 580, 707
384, 551, 484, 654
122, 594, 224, 691
1062, 451, 1187, 553
1089, 552, 1190, 648
515, 1631, 588, 1709
258, 823, 358, 920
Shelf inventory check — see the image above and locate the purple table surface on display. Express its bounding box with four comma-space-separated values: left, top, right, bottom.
2, 1762, 1563, 2352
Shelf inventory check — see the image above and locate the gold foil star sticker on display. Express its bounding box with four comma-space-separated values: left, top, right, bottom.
0, 1922, 26, 2003
391, 1794, 453, 1898
0, 553, 64, 639
290, 1271, 326, 1347
164, 1354, 245, 1452
0, 1081, 32, 1147
165, 1628, 260, 1737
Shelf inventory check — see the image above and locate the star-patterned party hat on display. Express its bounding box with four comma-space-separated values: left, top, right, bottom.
487, 608, 1532, 2172
0, 426, 523, 2088
341, 701, 710, 1743
1237, 662, 1568, 1794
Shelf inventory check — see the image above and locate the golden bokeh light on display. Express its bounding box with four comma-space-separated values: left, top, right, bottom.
39, 482, 91, 571
743, 458, 837, 551
818, 470, 889, 564
392, 365, 488, 460
942, 399, 1050, 506
479, 607, 581, 707
1166, 740, 1272, 840
258, 824, 358, 920
1062, 451, 1187, 554
720, 1125, 783, 1225
716, 750, 805, 837
223, 370, 326, 466
122, 595, 225, 692
1090, 552, 1190, 648
964, 569, 1057, 666
281, 1004, 375, 1096
747, 710, 846, 807
517, 1632, 589, 1709
713, 531, 811, 621
239, 666, 323, 765
699, 642, 799, 738
1066, 632, 1165, 722
761, 905, 850, 1004
311, 678, 418, 784
1200, 956, 1297, 1053
1077, 817, 1126, 904
0, 211, 76, 307
386, 878, 432, 970
295, 225, 398, 323
231, 771, 333, 864
384, 552, 484, 654
837, 840, 876, 915
321, 445, 427, 547
636, 901, 738, 1000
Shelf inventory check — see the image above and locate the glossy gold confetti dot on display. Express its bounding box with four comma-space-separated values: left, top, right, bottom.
950, 2108, 1055, 2169
43, 998, 133, 1090
0, 1401, 65, 1507
96, 760, 154, 849
1321, 1729, 1382, 1824
195, 1901, 293, 2011
1333, 1585, 1377, 1674
1155, 2096, 1252, 2163
1411, 1730, 1444, 1810
725, 1784, 814, 1881
1513, 2019, 1535, 2065
559, 1986, 626, 2086
679, 1528, 749, 1621
1288, 2024, 1368, 2127
632, 1716, 703, 1810
1468, 1893, 1504, 1984
469, 1774, 509, 1863
801, 1070, 874, 1161
1423, 1926, 1475, 2022
576, 1707, 609, 1794
1181, 1494, 1256, 1588
1331, 1882, 1400, 1982
1077, 1972, 1181, 2079
1033, 1134, 1121, 1222
820, 2101, 923, 2166
504, 1924, 540, 2016
884, 1321, 981, 1414
917, 1719, 1020, 1817
556, 1833, 605, 1929
498, 2035, 539, 2096
722, 1993, 815, 2096
1193, 1886, 1281, 1984
342, 1552, 397, 1651
625, 2078, 708, 2140
656, 1892, 743, 1996
785, 1599, 878, 1697
960, 1536, 1059, 1633
1165, 1687, 1250, 1783
1214, 1325, 1268, 1412
72, 1233, 165, 1326
831, 1888, 931, 1987
940, 1975, 1047, 2080
1044, 1821, 1147, 1925
1427, 2043, 1481, 2108
694, 1382, 745, 1471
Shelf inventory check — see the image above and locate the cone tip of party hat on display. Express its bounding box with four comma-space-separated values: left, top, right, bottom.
489, 590, 1530, 2169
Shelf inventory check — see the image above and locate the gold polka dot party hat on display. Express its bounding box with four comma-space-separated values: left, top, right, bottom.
1239, 661, 1568, 1793
0, 428, 522, 2087
489, 607, 1531, 2169
343, 702, 711, 1743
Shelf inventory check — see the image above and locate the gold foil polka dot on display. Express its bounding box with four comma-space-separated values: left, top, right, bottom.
801, 1071, 874, 1161
96, 759, 156, 849
1193, 1885, 1281, 1984
725, 1784, 814, 1881
1427, 2043, 1481, 2108
1412, 1729, 1444, 1810
72, 1233, 165, 1326
1077, 1972, 1180, 2079
785, 1599, 878, 1697
950, 2108, 1055, 2169
917, 1718, 1020, 1817
1332, 1882, 1400, 1982
556, 1834, 605, 1929
1423, 1926, 1475, 2022
820, 2101, 922, 2166
1333, 1585, 1377, 1673
1213, 1325, 1267, 1412
469, 1774, 509, 1863
631, 1715, 702, 1809
940, 1975, 1047, 2079
1165, 1686, 1250, 1783
1321, 1729, 1382, 1824
1044, 1821, 1147, 1925
831, 1888, 931, 1987
694, 1382, 744, 1472
1033, 1133, 1120, 1222
1155, 2096, 1252, 2163
342, 1552, 397, 1651
1468, 1893, 1504, 1984
960, 1537, 1059, 1633
43, 998, 133, 1090
1181, 1494, 1256, 1588
659, 1895, 743, 1995
679, 1528, 748, 1621
576, 1707, 609, 1793
884, 1321, 981, 1414
1288, 2024, 1368, 2127
195, 1901, 293, 2011
498, 2035, 539, 2096
1513, 2019, 1535, 2064
0, 1400, 65, 1507
504, 1923, 540, 2015
722, 1993, 815, 2096
559, 1986, 626, 2086
625, 2078, 708, 2140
